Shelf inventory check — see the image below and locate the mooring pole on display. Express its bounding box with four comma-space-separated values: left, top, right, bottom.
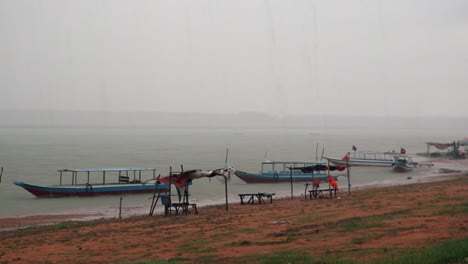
347, 160, 351, 195
225, 148, 229, 212
290, 166, 293, 200
119, 196, 123, 220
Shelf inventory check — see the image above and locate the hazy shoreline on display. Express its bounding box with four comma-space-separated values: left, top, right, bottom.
1, 110, 467, 130
1, 160, 465, 232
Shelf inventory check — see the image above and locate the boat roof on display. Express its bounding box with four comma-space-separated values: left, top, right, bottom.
57, 168, 157, 173
261, 161, 325, 165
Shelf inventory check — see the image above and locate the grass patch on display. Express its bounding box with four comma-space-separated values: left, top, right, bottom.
238, 228, 256, 234
463, 202, 468, 214
178, 239, 217, 253
378, 238, 468, 264
439, 204, 466, 216
54, 221, 72, 230
337, 217, 386, 232
136, 257, 189, 263
240, 251, 315, 264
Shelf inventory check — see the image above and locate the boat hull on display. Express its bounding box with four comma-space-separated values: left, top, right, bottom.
14, 181, 170, 198
392, 164, 415, 173
325, 158, 394, 167
234, 171, 337, 183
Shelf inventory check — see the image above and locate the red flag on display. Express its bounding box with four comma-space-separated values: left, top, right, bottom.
400, 148, 406, 154
352, 145, 357, 151
342, 152, 350, 161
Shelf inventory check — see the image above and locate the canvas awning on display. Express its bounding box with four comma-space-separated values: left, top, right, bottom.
426, 142, 452, 150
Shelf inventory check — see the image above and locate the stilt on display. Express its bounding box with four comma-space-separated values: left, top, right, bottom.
149, 181, 161, 216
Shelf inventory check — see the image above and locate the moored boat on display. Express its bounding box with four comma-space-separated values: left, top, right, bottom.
325, 152, 397, 167
233, 161, 344, 183
14, 168, 169, 198
325, 151, 418, 172
392, 156, 418, 173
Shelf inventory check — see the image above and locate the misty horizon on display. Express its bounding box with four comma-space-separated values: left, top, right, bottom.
0, 109, 467, 130
1, 1, 467, 117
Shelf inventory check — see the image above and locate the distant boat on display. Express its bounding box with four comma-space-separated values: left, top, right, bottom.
233, 161, 343, 183
14, 168, 169, 198
391, 156, 418, 173
325, 151, 418, 172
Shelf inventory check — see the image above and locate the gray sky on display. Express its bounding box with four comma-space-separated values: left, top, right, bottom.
1, 0, 467, 117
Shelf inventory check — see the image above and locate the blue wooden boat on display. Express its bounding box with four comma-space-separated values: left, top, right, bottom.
234, 161, 342, 183
14, 168, 169, 198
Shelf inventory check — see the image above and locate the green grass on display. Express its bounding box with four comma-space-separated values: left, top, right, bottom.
238, 228, 256, 234
54, 221, 72, 230
237, 251, 315, 264
232, 238, 468, 264
375, 238, 468, 264
337, 217, 387, 232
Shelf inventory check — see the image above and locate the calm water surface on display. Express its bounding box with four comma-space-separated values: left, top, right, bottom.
0, 126, 461, 218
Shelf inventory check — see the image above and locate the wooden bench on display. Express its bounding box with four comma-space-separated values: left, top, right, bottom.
239, 192, 275, 205
308, 188, 338, 199
164, 202, 198, 215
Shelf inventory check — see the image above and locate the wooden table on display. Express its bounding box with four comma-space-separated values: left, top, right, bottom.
308, 188, 337, 199
164, 202, 198, 215
238, 192, 275, 205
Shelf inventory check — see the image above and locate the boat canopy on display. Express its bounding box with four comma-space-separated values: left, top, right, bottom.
350, 151, 403, 160
58, 168, 157, 173
262, 161, 325, 164
57, 168, 157, 185
261, 161, 326, 172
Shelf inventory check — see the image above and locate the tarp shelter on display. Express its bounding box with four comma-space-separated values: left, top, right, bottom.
426, 139, 468, 155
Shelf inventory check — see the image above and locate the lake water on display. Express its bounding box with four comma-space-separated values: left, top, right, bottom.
0, 126, 462, 219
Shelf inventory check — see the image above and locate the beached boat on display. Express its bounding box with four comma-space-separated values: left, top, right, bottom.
233, 161, 343, 183
325, 151, 418, 172
325, 152, 398, 167
14, 168, 169, 198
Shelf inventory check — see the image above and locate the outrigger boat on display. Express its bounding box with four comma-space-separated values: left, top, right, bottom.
14, 168, 169, 198
325, 152, 418, 172
233, 161, 344, 183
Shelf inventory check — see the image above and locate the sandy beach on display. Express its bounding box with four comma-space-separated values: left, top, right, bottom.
0, 159, 466, 263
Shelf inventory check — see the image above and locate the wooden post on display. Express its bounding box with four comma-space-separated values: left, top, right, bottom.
119, 196, 123, 220
168, 167, 172, 215
290, 166, 293, 200
225, 148, 229, 212
0, 167, 3, 183
149, 180, 160, 216
347, 160, 351, 195
315, 143, 319, 161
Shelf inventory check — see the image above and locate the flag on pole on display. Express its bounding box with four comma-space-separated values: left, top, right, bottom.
352, 145, 357, 151
400, 148, 406, 154
342, 152, 350, 161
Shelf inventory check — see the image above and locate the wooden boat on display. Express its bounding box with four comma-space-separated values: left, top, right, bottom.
233, 161, 343, 183
325, 152, 418, 172
325, 152, 398, 167
392, 156, 418, 173
14, 168, 169, 198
